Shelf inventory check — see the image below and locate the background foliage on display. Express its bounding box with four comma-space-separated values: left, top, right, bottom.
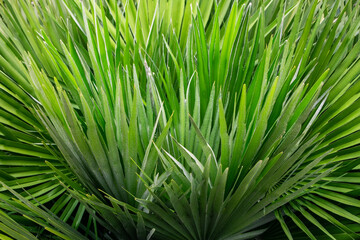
1, 0, 360, 239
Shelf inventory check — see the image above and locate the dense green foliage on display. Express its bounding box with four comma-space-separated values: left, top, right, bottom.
1, 0, 360, 239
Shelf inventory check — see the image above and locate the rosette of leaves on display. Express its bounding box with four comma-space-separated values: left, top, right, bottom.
1, 0, 360, 239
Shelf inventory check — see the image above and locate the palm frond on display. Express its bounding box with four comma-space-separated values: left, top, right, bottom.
1, 0, 360, 239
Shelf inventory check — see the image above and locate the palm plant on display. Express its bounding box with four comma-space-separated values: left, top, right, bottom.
1, 0, 360, 239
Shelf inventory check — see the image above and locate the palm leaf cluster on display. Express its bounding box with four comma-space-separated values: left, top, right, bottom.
1, 0, 360, 239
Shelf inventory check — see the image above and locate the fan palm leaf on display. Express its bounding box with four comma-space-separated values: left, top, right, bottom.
1, 0, 360, 239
